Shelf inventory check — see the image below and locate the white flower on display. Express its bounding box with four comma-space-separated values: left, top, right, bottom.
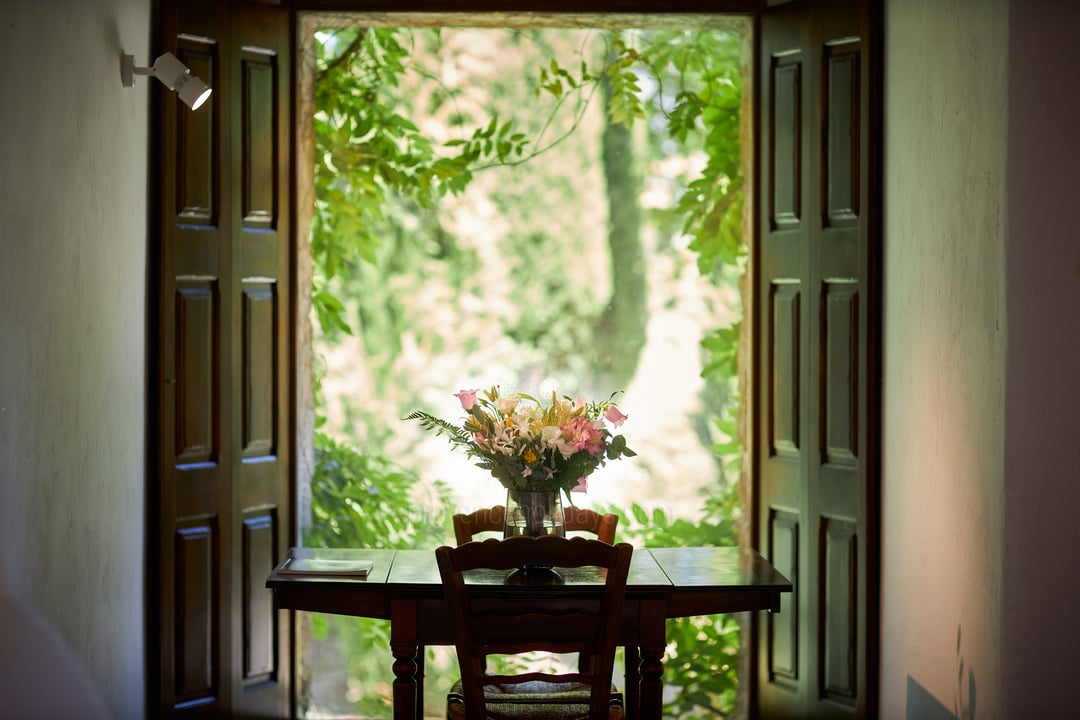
541, 425, 562, 446
494, 395, 520, 415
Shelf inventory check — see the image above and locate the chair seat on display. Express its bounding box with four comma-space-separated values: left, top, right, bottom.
447, 678, 624, 720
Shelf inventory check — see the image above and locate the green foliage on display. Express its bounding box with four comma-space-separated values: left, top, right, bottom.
536, 57, 595, 99
443, 117, 531, 170
633, 29, 747, 273
605, 34, 648, 125
313, 29, 408, 336
618, 485, 739, 550
307, 430, 452, 548
312, 28, 492, 336
710, 396, 743, 479
401, 410, 473, 450
307, 23, 750, 719
602, 312, 745, 720
311, 28, 591, 337
312, 27, 747, 334
701, 323, 740, 380
502, 230, 603, 377
303, 431, 454, 717
664, 611, 742, 718
601, 479, 743, 719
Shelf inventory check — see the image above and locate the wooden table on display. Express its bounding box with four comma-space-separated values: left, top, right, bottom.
267, 546, 791, 720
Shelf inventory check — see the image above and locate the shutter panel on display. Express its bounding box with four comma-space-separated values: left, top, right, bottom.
756, 0, 880, 717
152, 0, 293, 716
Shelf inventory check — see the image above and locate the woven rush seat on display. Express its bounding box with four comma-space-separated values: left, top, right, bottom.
447, 679, 625, 720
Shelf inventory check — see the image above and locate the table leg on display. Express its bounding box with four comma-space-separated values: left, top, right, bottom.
390, 600, 419, 720
638, 600, 666, 720
415, 647, 426, 720
638, 647, 665, 720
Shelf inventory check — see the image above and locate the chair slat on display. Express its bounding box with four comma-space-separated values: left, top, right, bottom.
483, 672, 589, 687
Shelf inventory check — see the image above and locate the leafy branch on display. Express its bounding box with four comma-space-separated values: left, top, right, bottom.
400, 410, 472, 449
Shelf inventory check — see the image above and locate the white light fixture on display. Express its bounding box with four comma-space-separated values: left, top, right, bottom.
121, 52, 212, 110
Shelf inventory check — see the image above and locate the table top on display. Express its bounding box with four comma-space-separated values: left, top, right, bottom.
266, 545, 792, 617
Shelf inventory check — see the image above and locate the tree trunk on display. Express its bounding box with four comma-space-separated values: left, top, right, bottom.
595, 54, 648, 391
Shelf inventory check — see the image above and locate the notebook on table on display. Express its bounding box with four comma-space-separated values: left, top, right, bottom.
277, 556, 374, 577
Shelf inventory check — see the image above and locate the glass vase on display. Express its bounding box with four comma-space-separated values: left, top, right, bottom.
503, 490, 565, 539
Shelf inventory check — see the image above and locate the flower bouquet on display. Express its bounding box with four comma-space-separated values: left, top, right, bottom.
405, 386, 635, 537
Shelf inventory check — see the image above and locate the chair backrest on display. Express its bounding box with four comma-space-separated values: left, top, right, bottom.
435, 536, 634, 720
453, 505, 618, 545
452, 505, 506, 545
564, 506, 619, 544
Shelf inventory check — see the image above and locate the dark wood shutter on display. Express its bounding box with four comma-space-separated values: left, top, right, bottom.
755, 0, 880, 717
151, 0, 293, 716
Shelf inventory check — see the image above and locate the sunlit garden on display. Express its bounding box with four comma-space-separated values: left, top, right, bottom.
297, 19, 750, 719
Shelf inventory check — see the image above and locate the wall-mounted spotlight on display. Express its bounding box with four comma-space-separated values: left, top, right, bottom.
121, 52, 212, 111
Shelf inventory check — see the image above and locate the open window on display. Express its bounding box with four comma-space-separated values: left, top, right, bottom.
294, 13, 753, 719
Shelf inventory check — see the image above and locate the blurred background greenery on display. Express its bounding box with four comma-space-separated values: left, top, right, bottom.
298, 20, 749, 719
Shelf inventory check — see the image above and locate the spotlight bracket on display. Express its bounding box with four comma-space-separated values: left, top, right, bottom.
121, 54, 138, 88
120, 52, 212, 110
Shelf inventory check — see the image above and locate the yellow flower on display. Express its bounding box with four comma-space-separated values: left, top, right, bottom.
523, 449, 538, 464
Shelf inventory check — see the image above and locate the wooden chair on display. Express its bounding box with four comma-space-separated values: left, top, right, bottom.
417, 506, 619, 714
435, 536, 633, 720
452, 505, 627, 677
453, 505, 618, 545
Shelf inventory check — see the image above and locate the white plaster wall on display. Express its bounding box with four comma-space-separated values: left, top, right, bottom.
881, 0, 1006, 718
1003, 1, 1080, 715
0, 0, 150, 717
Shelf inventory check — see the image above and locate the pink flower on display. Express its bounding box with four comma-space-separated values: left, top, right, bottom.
604, 404, 628, 427
562, 417, 605, 456
571, 477, 589, 493
455, 389, 478, 410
